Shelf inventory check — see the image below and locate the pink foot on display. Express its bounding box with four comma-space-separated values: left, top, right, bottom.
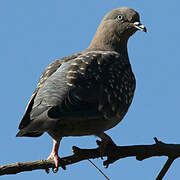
46, 152, 60, 173
45, 138, 65, 173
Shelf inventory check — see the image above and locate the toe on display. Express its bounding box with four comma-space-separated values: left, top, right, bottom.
53, 154, 60, 168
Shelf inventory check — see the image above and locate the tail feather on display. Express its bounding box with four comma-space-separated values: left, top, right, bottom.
17, 105, 58, 138
16, 130, 43, 137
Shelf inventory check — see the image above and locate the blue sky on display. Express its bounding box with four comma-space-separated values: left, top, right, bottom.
1, 0, 180, 179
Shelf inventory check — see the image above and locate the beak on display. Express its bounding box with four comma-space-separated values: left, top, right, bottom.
133, 22, 147, 32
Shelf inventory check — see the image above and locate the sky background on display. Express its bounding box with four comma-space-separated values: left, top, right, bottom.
0, 0, 180, 179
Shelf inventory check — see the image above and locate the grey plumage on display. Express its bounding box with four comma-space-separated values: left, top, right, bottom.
16, 7, 146, 170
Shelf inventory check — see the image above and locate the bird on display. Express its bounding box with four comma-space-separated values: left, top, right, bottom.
16, 7, 146, 172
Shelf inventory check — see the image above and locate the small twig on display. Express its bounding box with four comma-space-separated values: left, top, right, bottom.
154, 137, 160, 144
87, 159, 109, 180
156, 157, 175, 180
153, 137, 165, 145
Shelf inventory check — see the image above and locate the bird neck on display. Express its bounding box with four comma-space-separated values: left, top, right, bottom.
87, 25, 129, 58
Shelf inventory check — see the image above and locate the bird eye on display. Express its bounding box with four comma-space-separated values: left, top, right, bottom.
117, 15, 123, 21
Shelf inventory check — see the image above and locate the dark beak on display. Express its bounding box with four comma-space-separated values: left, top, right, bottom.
133, 22, 147, 32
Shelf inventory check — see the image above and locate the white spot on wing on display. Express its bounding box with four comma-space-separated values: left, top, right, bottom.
67, 82, 74, 86
71, 62, 78, 66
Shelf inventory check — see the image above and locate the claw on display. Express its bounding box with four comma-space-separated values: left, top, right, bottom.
97, 133, 116, 155
45, 168, 50, 174
46, 149, 60, 173
96, 140, 104, 159
97, 133, 117, 167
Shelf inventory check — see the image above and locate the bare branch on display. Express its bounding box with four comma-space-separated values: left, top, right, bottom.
0, 137, 179, 179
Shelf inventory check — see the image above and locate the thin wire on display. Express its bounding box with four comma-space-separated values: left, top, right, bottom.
156, 158, 175, 180
87, 159, 110, 180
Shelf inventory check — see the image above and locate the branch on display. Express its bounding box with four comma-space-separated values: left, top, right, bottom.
0, 137, 179, 179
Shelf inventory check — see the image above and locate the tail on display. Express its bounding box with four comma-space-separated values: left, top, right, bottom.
17, 101, 57, 138
16, 130, 43, 137
16, 109, 57, 138
16, 114, 44, 137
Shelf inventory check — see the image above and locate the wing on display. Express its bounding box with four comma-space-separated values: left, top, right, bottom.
18, 52, 82, 133
29, 52, 104, 121
31, 50, 135, 121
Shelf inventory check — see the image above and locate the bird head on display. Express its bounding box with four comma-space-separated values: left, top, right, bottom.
103, 7, 146, 37
88, 7, 146, 53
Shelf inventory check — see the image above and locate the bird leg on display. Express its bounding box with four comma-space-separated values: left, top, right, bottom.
96, 133, 117, 159
46, 137, 65, 173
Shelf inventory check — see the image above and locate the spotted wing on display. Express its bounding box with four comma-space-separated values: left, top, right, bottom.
62, 51, 136, 121
30, 51, 105, 121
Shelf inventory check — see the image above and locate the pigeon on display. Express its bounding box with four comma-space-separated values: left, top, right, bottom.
16, 7, 146, 172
